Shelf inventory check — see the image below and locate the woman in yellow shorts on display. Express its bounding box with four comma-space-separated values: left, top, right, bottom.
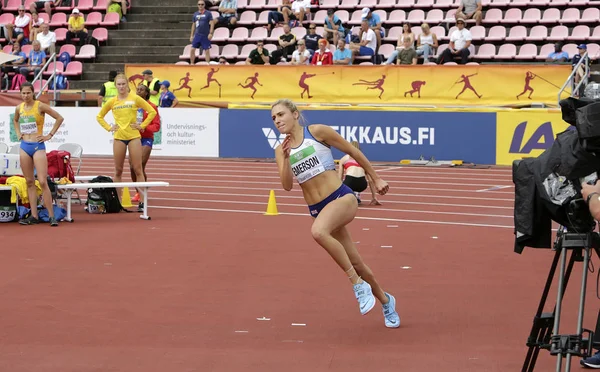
96, 73, 157, 202
14, 82, 65, 226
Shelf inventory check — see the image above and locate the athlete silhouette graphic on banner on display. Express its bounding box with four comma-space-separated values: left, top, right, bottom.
172, 72, 194, 98
453, 73, 482, 99
200, 68, 222, 98
298, 71, 335, 99
238, 72, 262, 99
352, 75, 386, 99
404, 81, 426, 98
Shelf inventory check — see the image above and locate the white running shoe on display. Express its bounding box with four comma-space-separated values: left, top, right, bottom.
382, 293, 401, 328
353, 280, 376, 315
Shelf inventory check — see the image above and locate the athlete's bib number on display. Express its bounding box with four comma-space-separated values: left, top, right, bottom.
19, 120, 37, 134
0, 206, 16, 222
290, 145, 326, 184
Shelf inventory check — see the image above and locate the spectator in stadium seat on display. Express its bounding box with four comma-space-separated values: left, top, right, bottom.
455, 0, 482, 26
266, 0, 293, 32
190, 0, 214, 65
212, 0, 238, 29
30, 0, 62, 18
438, 17, 471, 64
546, 42, 569, 63
361, 7, 383, 52
291, 39, 311, 65
5, 6, 31, 46
98, 70, 118, 107
333, 39, 352, 65
291, 0, 311, 26
348, 20, 377, 63
159, 81, 179, 108
107, 0, 128, 23
415, 23, 438, 63
310, 39, 333, 65
396, 39, 417, 65
141, 69, 161, 107
19, 40, 46, 80
36, 23, 56, 55
66, 9, 88, 47
572, 44, 590, 96
383, 22, 414, 65
271, 24, 296, 63
323, 9, 346, 47
245, 40, 270, 65
303, 23, 322, 60
218, 56, 229, 64
29, 12, 44, 43
1, 43, 27, 75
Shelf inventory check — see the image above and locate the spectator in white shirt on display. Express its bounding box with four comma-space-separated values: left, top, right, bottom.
291, 39, 311, 65
438, 17, 472, 64
291, 0, 311, 25
36, 23, 56, 55
29, 12, 44, 43
5, 6, 30, 45
348, 20, 377, 63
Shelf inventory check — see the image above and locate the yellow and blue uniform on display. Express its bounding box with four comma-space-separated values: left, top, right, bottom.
18, 100, 46, 157
96, 92, 157, 144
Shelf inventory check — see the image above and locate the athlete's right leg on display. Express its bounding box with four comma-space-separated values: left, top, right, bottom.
112, 139, 127, 183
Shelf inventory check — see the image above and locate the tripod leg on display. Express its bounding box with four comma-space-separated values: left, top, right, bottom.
565, 246, 591, 372
553, 246, 570, 372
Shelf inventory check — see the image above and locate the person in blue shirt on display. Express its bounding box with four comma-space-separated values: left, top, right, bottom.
159, 81, 178, 108
323, 9, 345, 47
19, 40, 46, 80
546, 42, 569, 63
333, 39, 352, 65
190, 0, 214, 65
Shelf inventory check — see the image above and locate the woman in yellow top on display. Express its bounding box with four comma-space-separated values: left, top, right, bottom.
13, 82, 65, 226
96, 73, 157, 198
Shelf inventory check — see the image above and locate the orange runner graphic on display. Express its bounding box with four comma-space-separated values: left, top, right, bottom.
298, 71, 335, 99
200, 68, 222, 98
516, 71, 535, 100
453, 73, 482, 99
352, 75, 386, 99
238, 73, 262, 99
172, 72, 194, 98
404, 81, 426, 98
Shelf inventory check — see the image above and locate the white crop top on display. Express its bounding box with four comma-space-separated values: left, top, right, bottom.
289, 125, 336, 184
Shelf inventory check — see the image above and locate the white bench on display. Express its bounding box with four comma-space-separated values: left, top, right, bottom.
56, 181, 170, 222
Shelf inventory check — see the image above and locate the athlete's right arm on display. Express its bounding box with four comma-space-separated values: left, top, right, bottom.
13, 106, 21, 140
275, 142, 294, 191
96, 98, 114, 131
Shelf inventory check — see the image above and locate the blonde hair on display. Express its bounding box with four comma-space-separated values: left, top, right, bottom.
114, 73, 131, 93
351, 141, 360, 150
271, 99, 306, 125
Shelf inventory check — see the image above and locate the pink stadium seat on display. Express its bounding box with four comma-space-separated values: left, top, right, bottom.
175, 61, 189, 65
491, 0, 510, 5
24, 0, 35, 10
414, 0, 434, 7
263, 44, 277, 54
100, 12, 120, 26
237, 44, 256, 59
430, 26, 445, 39
37, 12, 50, 24
433, 0, 454, 7
514, 43, 538, 60
221, 44, 239, 59
384, 26, 402, 42
59, 44, 76, 58
212, 27, 230, 42
22, 44, 32, 55
562, 8, 581, 23
469, 25, 486, 41
486, 25, 506, 41
563, 43, 578, 57
334, 10, 350, 22
443, 61, 457, 65
359, 61, 373, 65
570, 0, 589, 5
466, 62, 479, 65
425, 9, 443, 23
520, 8, 541, 24
316, 26, 325, 35
510, 0, 529, 6
248, 27, 267, 42
397, 0, 416, 7
4, 0, 21, 12
411, 25, 422, 39
378, 0, 397, 7
548, 0, 569, 5
587, 43, 600, 59
256, 10, 269, 24
527, 25, 548, 41
482, 8, 502, 24
49, 12, 68, 27
33, 79, 48, 92
0, 13, 15, 26
475, 43, 495, 59
43, 61, 64, 76
54, 28, 67, 42
236, 0, 249, 9
359, 0, 377, 7
179, 44, 192, 60
208, 44, 220, 57
3, 45, 12, 54
211, 11, 220, 20
93, 0, 108, 11
568, 25, 590, 41
267, 27, 284, 42
77, 0, 94, 11
386, 10, 407, 25
536, 43, 555, 60
500, 8, 522, 24
235, 61, 246, 65
540, 8, 560, 24
55, 0, 73, 11
406, 9, 425, 24
373, 9, 387, 22
339, 0, 359, 9
348, 10, 363, 25
237, 11, 256, 26
445, 9, 457, 22
85, 12, 103, 27
319, 0, 339, 9
529, 0, 549, 6
229, 27, 249, 42
494, 44, 517, 59
62, 61, 82, 77
246, 0, 266, 10
378, 44, 395, 58
547, 25, 569, 41
581, 8, 600, 23
291, 26, 306, 39
265, 0, 279, 9
92, 27, 108, 42
75, 44, 97, 60
312, 10, 327, 24
591, 26, 600, 41
506, 25, 526, 41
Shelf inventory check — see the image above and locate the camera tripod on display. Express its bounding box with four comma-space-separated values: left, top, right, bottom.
522, 225, 600, 372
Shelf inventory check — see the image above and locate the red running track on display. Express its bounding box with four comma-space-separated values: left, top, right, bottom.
0, 157, 597, 371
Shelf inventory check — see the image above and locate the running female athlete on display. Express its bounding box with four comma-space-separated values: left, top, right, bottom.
130, 83, 161, 209
96, 73, 157, 199
338, 141, 381, 206
13, 82, 64, 226
272, 99, 400, 328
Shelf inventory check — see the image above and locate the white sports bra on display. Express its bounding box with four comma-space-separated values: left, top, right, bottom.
289, 125, 336, 184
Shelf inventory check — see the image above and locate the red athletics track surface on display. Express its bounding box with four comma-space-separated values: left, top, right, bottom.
1, 157, 598, 372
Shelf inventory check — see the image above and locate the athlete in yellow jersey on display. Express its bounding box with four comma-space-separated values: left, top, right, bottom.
13, 82, 65, 226
96, 73, 157, 196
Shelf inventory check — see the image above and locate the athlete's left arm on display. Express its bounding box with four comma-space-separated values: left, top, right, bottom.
39, 103, 64, 139
136, 96, 157, 129
312, 124, 382, 183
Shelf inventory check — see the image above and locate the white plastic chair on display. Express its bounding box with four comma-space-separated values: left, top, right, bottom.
0, 143, 8, 153
8, 146, 20, 154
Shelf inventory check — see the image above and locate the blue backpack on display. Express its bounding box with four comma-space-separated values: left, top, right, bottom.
58, 51, 71, 67
52, 74, 68, 90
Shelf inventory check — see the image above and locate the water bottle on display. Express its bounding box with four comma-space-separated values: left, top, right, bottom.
136, 108, 143, 124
